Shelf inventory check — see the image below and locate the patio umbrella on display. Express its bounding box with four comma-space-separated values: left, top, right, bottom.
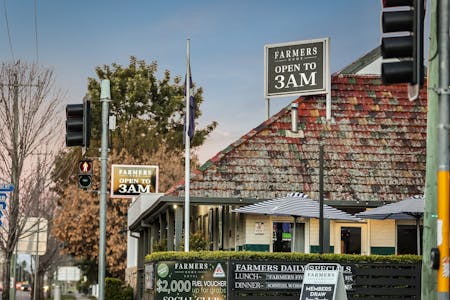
357, 195, 424, 255
232, 194, 360, 221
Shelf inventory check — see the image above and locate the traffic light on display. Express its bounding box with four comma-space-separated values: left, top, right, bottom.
78, 159, 93, 189
381, 0, 425, 87
65, 99, 91, 147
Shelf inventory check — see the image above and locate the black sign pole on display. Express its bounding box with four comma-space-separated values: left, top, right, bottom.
319, 144, 324, 254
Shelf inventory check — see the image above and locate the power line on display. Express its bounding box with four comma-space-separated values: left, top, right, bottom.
33, 0, 39, 64
3, 0, 15, 62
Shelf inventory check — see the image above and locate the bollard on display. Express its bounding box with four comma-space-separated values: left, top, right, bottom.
53, 285, 61, 300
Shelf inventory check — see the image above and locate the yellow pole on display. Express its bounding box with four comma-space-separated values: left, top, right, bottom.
437, 0, 450, 298
437, 171, 449, 296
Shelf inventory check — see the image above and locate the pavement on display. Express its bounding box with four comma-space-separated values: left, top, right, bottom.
75, 292, 93, 300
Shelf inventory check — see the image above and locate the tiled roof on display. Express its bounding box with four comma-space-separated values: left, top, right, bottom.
167, 74, 427, 202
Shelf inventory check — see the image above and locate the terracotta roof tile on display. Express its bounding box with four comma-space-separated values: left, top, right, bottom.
167, 74, 427, 202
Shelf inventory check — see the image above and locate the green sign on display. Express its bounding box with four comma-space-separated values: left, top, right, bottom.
155, 261, 227, 300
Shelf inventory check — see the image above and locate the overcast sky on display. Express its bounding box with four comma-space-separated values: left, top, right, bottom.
0, 1, 382, 163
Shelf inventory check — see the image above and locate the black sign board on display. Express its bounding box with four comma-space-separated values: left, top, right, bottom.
264, 38, 329, 98
154, 261, 227, 300
231, 261, 354, 292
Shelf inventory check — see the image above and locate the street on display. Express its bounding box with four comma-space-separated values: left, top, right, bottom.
0, 290, 31, 300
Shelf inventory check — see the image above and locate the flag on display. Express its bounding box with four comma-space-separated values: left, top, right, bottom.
184, 67, 195, 144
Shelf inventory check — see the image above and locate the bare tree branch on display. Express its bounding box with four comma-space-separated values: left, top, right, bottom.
0, 61, 64, 300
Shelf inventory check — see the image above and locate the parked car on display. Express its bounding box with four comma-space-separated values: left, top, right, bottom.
21, 284, 30, 291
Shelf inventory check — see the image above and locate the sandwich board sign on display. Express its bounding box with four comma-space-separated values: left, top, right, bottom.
299, 263, 347, 300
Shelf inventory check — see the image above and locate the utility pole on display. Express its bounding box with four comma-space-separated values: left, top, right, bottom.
98, 80, 110, 300
422, 0, 438, 298
437, 0, 450, 298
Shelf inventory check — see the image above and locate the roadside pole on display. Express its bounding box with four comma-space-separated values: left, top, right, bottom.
422, 0, 438, 298
437, 0, 450, 298
98, 79, 110, 300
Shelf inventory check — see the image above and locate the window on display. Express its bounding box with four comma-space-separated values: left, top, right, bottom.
273, 222, 293, 252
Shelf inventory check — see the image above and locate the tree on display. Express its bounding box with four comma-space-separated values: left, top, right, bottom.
87, 56, 216, 156
53, 57, 216, 278
0, 61, 63, 300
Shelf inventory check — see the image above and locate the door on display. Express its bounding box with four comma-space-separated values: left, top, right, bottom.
272, 222, 293, 252
293, 223, 305, 252
341, 227, 361, 254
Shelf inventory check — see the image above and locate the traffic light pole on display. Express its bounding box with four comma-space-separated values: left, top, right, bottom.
437, 0, 450, 298
98, 79, 110, 300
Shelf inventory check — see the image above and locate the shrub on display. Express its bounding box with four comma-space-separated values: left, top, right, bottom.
179, 231, 209, 251
152, 238, 167, 252
105, 277, 133, 300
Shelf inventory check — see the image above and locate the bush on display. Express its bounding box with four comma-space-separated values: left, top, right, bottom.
152, 238, 167, 252
145, 250, 422, 264
179, 232, 209, 251
105, 278, 133, 300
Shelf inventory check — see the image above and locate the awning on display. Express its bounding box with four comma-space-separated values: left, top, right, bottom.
356, 195, 424, 255
356, 195, 424, 220
232, 194, 360, 222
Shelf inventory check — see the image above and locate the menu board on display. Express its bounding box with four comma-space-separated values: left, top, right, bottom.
231, 262, 354, 291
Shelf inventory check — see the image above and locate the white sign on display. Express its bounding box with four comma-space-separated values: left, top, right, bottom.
255, 222, 264, 235
57, 266, 81, 281
299, 263, 347, 300
17, 217, 48, 255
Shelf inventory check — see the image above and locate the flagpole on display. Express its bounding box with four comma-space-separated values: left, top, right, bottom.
184, 39, 191, 252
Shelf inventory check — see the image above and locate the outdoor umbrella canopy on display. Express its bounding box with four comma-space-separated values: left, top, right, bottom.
356, 195, 424, 254
232, 194, 361, 222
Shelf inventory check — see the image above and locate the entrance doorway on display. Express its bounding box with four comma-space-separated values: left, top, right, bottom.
341, 227, 361, 254
272, 222, 293, 252
397, 224, 422, 254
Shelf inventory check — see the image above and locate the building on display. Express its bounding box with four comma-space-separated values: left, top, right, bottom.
126, 48, 427, 295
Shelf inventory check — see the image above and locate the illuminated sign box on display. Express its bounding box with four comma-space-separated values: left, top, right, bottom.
110, 164, 159, 198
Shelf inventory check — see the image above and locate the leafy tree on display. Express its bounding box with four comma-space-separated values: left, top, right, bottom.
87, 56, 216, 157
53, 57, 216, 278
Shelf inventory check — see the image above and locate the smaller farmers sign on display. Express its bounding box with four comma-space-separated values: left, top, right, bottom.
264, 38, 329, 98
154, 261, 227, 300
299, 263, 347, 300
110, 164, 158, 198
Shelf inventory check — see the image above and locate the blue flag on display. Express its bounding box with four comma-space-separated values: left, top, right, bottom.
184, 70, 195, 144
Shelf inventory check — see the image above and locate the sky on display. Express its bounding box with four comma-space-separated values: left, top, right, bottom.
0, 1, 382, 163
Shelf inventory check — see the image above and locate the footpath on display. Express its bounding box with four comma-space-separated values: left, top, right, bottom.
74, 292, 92, 300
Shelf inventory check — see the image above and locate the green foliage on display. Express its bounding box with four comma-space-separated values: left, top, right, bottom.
179, 231, 210, 251
86, 56, 217, 158
52, 57, 217, 279
152, 238, 168, 252
105, 278, 133, 300
145, 251, 422, 264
